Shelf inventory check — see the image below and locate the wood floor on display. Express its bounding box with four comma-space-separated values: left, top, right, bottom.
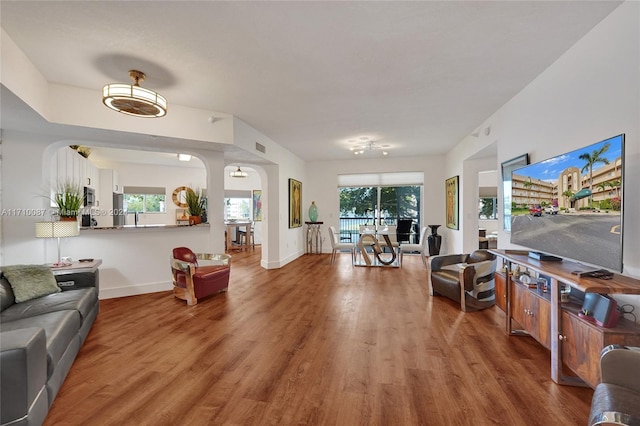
45, 249, 593, 425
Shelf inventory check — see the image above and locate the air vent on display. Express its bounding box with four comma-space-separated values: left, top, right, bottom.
255, 142, 266, 153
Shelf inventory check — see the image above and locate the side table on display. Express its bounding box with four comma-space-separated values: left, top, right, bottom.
51, 259, 102, 290
305, 221, 323, 254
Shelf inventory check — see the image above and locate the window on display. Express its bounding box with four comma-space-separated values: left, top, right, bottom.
123, 186, 166, 213
479, 197, 498, 220
338, 185, 421, 241
336, 172, 423, 242
224, 190, 251, 220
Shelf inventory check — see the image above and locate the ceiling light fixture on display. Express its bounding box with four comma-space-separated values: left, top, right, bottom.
349, 141, 390, 156
177, 154, 192, 162
102, 70, 167, 118
229, 166, 248, 178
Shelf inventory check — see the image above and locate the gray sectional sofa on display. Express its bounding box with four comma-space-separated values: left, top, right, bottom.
0, 266, 99, 426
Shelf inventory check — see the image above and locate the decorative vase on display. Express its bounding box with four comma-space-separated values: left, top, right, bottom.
308, 201, 319, 222
189, 215, 202, 225
427, 224, 442, 256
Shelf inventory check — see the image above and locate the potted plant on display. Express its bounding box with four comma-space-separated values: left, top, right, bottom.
185, 187, 204, 225
53, 180, 84, 220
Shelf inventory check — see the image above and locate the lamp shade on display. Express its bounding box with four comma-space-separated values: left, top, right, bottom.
35, 221, 80, 238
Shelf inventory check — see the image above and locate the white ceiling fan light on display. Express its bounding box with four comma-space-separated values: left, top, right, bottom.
102, 70, 167, 118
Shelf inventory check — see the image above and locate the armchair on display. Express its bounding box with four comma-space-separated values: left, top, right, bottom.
428, 249, 496, 312
589, 345, 640, 426
171, 247, 231, 305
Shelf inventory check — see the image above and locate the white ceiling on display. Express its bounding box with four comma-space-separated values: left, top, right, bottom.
0, 1, 622, 163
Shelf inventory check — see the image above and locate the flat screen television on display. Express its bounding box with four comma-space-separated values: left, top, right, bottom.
511, 134, 624, 272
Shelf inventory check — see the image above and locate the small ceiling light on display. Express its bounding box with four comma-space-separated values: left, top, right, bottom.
229, 166, 248, 178
103, 70, 167, 118
177, 154, 192, 162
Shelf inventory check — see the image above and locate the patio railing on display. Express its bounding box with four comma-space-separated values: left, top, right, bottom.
338, 216, 420, 243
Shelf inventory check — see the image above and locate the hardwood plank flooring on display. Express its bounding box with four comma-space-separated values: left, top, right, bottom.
45, 249, 593, 425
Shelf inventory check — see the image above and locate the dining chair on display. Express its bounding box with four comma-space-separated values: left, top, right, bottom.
328, 225, 355, 264
396, 219, 413, 244
399, 226, 429, 268
238, 221, 255, 249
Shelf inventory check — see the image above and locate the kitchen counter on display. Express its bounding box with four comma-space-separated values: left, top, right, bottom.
81, 224, 210, 230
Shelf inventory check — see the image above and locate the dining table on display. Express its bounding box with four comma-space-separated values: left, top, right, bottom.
354, 228, 400, 267
225, 220, 252, 251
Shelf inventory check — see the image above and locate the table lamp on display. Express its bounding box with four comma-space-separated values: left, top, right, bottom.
35, 221, 80, 266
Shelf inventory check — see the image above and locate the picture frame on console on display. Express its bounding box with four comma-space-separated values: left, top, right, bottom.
445, 175, 459, 230
501, 153, 529, 232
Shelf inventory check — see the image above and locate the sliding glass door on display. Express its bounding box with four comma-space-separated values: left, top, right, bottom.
338, 185, 421, 242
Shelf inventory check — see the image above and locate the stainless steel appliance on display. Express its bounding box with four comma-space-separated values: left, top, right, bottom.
83, 187, 95, 206
113, 193, 125, 226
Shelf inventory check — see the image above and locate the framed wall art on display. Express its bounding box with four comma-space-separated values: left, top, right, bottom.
252, 190, 262, 222
501, 153, 529, 231
288, 178, 302, 228
445, 175, 459, 230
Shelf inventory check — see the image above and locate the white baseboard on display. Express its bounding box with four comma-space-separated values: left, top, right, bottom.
99, 280, 172, 299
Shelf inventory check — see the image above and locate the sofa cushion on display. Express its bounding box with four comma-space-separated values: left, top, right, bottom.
1, 310, 81, 378
0, 288, 97, 324
0, 277, 15, 312
1, 265, 60, 303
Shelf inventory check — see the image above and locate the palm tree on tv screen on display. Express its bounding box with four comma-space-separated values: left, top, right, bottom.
579, 142, 610, 209
523, 178, 533, 208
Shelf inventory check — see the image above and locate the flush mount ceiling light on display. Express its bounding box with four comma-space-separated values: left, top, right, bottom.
177, 154, 192, 162
102, 70, 167, 118
349, 140, 390, 156
229, 166, 248, 178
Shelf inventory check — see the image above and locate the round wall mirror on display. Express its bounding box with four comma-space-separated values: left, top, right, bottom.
172, 186, 189, 208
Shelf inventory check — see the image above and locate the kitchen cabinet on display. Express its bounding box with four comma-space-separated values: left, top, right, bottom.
50, 146, 98, 189
99, 169, 121, 194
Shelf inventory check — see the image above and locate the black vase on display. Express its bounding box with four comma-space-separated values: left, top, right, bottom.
427, 224, 442, 256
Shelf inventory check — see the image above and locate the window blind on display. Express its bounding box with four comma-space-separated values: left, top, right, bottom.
123, 186, 166, 195
337, 172, 424, 187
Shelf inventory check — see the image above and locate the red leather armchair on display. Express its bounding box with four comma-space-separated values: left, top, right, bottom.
171, 247, 231, 305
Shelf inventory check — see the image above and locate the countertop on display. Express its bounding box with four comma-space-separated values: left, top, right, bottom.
81, 224, 210, 230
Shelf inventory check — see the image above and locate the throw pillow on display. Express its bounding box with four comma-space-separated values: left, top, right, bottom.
1, 264, 60, 303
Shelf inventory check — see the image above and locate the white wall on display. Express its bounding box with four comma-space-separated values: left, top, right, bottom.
446, 2, 640, 309
306, 155, 447, 253
233, 119, 307, 269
